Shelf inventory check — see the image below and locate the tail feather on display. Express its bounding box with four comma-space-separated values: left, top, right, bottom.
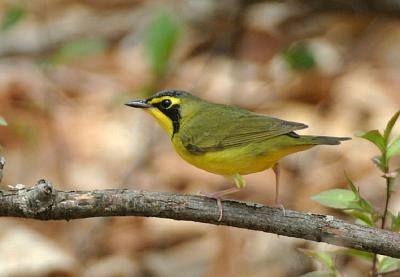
300, 135, 351, 145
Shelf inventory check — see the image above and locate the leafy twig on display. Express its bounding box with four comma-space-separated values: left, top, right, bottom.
370, 111, 400, 277
310, 111, 400, 276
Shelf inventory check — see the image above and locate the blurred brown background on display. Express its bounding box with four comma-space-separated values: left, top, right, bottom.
0, 0, 400, 276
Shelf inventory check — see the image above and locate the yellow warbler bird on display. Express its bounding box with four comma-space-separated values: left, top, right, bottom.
126, 90, 350, 220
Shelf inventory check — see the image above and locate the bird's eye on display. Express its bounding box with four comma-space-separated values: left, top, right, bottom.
160, 99, 172, 109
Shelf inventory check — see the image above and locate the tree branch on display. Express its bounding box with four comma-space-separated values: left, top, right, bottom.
1, 179, 400, 258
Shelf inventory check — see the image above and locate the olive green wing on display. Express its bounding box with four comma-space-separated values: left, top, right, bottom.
179, 104, 307, 154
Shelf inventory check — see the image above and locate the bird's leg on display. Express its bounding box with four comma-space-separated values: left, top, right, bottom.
201, 174, 245, 221
272, 163, 286, 216
202, 187, 240, 221
272, 163, 280, 205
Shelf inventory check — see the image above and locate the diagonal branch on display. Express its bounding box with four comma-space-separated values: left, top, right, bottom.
1, 179, 400, 258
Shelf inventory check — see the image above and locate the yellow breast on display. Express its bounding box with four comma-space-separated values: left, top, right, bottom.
171, 136, 310, 176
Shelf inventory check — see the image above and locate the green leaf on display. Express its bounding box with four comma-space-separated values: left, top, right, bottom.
282, 44, 316, 71
12, 117, 38, 146
358, 197, 375, 214
144, 10, 181, 77
344, 173, 357, 194
389, 176, 397, 192
299, 249, 335, 271
384, 110, 400, 143
344, 173, 375, 215
1, 5, 25, 31
345, 210, 375, 227
345, 249, 374, 262
388, 136, 400, 160
311, 189, 358, 209
49, 38, 108, 64
378, 256, 400, 273
0, 116, 7, 126
301, 271, 334, 277
355, 130, 385, 153
391, 212, 400, 232
372, 155, 386, 171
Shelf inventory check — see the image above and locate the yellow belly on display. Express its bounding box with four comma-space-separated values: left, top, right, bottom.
172, 136, 311, 176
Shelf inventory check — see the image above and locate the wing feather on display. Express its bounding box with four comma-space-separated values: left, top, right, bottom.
179, 104, 307, 154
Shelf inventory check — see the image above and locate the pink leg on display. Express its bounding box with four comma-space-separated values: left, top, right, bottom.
273, 163, 286, 216
201, 187, 241, 221
272, 163, 280, 205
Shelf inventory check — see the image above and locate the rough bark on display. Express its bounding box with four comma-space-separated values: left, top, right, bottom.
1, 179, 399, 258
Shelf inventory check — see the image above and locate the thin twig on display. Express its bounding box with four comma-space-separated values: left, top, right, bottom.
1, 180, 400, 258
381, 176, 392, 230
371, 156, 392, 277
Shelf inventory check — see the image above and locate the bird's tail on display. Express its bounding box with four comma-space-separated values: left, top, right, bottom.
300, 135, 351, 145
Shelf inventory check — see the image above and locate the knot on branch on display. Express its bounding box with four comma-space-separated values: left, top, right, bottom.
0, 156, 5, 184
0, 156, 5, 169
20, 179, 56, 215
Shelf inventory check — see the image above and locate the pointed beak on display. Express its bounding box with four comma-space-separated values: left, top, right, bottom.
125, 99, 152, 109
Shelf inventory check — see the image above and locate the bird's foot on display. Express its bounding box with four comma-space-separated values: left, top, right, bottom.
200, 192, 224, 221
273, 202, 286, 216
200, 187, 240, 222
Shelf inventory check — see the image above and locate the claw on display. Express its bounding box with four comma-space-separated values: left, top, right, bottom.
275, 203, 286, 216
216, 198, 223, 221
200, 187, 241, 221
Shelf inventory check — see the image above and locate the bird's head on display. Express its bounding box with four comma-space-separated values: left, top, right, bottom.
125, 89, 200, 137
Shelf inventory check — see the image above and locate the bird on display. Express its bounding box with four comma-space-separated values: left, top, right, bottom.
125, 89, 350, 220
